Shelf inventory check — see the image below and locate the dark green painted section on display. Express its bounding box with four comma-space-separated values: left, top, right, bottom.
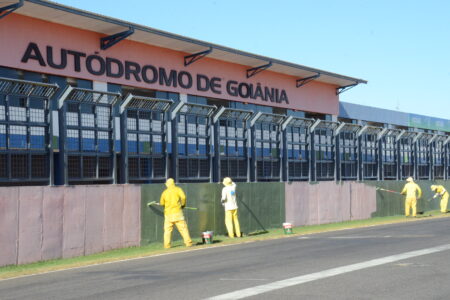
365, 180, 450, 217
141, 182, 285, 245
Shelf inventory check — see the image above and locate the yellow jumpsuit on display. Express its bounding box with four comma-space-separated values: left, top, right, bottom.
160, 179, 192, 248
401, 181, 422, 217
431, 185, 449, 213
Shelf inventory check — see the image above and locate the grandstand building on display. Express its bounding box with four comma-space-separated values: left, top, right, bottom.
0, 0, 449, 186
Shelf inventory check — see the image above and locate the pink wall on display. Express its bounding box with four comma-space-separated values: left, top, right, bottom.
0, 185, 141, 267
0, 14, 338, 115
42, 187, 64, 261
0, 187, 19, 266
285, 182, 377, 226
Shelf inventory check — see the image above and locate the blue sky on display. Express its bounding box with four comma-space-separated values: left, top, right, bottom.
53, 0, 450, 119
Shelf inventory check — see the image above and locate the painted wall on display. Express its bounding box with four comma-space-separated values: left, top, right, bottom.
141, 182, 285, 245
285, 180, 449, 226
2, 180, 447, 266
285, 181, 377, 226
0, 185, 140, 267
0, 13, 338, 114
365, 180, 450, 217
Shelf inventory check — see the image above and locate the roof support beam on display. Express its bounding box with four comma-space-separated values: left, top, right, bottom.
428, 134, 438, 145
246, 62, 272, 78
412, 132, 423, 143
334, 122, 346, 136
100, 27, 134, 50
336, 83, 357, 95
395, 130, 406, 142
377, 128, 388, 140
444, 136, 450, 146
184, 47, 212, 66
356, 124, 368, 137
296, 74, 320, 88
309, 119, 321, 133
0, 0, 23, 20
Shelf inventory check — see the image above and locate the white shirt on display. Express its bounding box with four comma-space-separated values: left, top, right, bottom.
221, 183, 238, 211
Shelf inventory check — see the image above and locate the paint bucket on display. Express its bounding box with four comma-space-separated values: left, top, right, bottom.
283, 222, 293, 234
202, 231, 213, 244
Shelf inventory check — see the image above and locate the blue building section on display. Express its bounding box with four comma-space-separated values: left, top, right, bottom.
340, 102, 450, 131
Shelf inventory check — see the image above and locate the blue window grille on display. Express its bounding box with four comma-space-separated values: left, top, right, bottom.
213, 107, 253, 182
416, 132, 433, 180
0, 77, 58, 185
283, 116, 313, 181
359, 126, 382, 180
431, 135, 446, 179
336, 123, 360, 181
120, 94, 172, 183
398, 131, 417, 180
171, 101, 215, 182
380, 129, 401, 180
311, 120, 338, 181
58, 86, 120, 184
250, 112, 284, 182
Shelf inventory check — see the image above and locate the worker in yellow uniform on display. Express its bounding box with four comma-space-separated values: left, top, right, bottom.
160, 178, 192, 249
400, 177, 422, 217
431, 185, 449, 213
221, 177, 241, 238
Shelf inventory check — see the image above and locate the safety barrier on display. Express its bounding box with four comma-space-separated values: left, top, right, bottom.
1, 180, 449, 266
0, 185, 140, 267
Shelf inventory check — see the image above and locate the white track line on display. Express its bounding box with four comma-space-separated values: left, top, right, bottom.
207, 243, 450, 300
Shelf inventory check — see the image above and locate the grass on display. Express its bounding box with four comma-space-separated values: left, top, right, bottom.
1, 210, 449, 280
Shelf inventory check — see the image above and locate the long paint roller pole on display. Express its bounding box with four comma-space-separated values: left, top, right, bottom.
377, 188, 435, 205
147, 201, 198, 210
375, 187, 402, 195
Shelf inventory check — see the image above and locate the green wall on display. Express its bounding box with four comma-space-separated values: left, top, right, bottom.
366, 180, 450, 217
141, 182, 285, 245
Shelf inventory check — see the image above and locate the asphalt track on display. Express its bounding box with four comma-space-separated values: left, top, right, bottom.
2, 217, 450, 300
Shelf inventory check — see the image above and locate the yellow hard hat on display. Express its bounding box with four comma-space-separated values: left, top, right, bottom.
222, 177, 233, 186
406, 177, 414, 182
431, 185, 437, 191
165, 178, 175, 188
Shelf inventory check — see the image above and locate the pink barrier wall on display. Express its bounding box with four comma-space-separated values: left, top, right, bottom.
85, 186, 105, 255
18, 187, 44, 265
104, 186, 124, 251
0, 187, 19, 266
122, 185, 141, 247
42, 187, 64, 261
0, 185, 141, 267
63, 186, 86, 259
285, 182, 377, 226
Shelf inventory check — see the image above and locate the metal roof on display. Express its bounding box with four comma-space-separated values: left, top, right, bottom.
9, 0, 367, 88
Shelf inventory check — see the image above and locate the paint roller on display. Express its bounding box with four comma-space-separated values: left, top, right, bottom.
147, 201, 198, 210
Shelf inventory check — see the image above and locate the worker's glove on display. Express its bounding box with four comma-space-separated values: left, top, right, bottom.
433, 194, 438, 199
221, 199, 226, 206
